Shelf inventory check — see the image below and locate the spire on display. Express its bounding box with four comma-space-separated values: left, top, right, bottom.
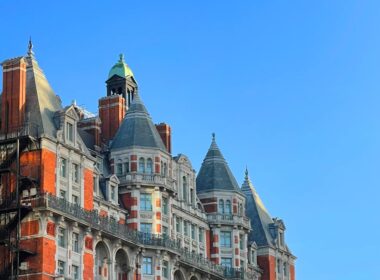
27, 37, 35, 58
110, 93, 167, 151
196, 135, 241, 193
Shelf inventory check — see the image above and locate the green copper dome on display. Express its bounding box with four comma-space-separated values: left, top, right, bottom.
108, 54, 134, 79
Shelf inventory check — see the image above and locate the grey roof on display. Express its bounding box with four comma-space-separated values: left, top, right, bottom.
110, 93, 167, 151
25, 53, 62, 138
241, 169, 275, 247
196, 135, 241, 193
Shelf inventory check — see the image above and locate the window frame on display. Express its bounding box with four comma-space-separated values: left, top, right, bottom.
220, 231, 232, 248
142, 257, 153, 275
140, 193, 152, 211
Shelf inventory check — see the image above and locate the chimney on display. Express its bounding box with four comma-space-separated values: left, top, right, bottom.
155, 123, 171, 153
77, 117, 102, 147
1, 57, 27, 133
99, 95, 125, 144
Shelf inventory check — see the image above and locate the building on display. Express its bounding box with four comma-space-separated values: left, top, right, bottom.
0, 41, 296, 280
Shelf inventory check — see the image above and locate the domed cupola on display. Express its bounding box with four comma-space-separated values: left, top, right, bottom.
108, 54, 134, 79
106, 54, 138, 108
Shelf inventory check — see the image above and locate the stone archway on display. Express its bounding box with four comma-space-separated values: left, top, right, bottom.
114, 249, 130, 280
190, 276, 199, 280
174, 269, 186, 280
95, 241, 110, 280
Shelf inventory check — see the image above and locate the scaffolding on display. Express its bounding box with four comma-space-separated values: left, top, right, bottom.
0, 124, 40, 279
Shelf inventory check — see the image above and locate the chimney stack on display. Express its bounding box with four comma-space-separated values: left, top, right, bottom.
155, 123, 171, 153
1, 57, 27, 133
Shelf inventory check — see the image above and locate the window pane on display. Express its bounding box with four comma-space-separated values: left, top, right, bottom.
140, 194, 152, 211
60, 158, 67, 177
143, 257, 152, 275
220, 231, 231, 248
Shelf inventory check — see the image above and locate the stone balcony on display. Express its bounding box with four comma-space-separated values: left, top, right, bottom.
206, 213, 251, 230
118, 172, 176, 192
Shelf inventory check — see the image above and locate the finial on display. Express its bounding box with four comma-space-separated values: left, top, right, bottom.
212, 133, 215, 141
27, 37, 34, 56
119, 53, 124, 62
245, 166, 249, 179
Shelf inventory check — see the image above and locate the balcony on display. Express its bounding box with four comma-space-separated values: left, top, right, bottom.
206, 213, 251, 229
118, 173, 175, 192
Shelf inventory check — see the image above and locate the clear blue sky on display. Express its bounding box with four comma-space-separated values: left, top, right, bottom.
1, 1, 380, 279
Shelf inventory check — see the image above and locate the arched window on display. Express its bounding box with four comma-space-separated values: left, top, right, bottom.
146, 158, 153, 174
160, 161, 164, 175
219, 199, 224, 214
139, 158, 145, 173
182, 176, 187, 202
225, 200, 231, 214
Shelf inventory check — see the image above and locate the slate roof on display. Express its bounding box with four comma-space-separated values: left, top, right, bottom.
196, 134, 241, 193
110, 93, 167, 151
241, 169, 275, 247
24, 52, 63, 138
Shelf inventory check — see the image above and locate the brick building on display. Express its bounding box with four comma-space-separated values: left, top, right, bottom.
0, 41, 296, 280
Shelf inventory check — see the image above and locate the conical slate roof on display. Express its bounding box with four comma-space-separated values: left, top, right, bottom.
241, 169, 275, 247
196, 134, 240, 193
110, 93, 167, 151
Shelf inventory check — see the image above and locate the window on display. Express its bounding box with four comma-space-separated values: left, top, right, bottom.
72, 195, 79, 205
66, 122, 74, 142
60, 190, 66, 199
239, 203, 243, 216
142, 257, 152, 275
72, 232, 79, 253
220, 231, 231, 248
279, 231, 284, 246
182, 176, 187, 202
219, 199, 224, 214
60, 158, 67, 178
58, 227, 66, 247
72, 265, 79, 279
163, 162, 167, 175
191, 224, 195, 239
176, 217, 181, 233
240, 235, 244, 250
57, 260, 65, 275
240, 260, 244, 268
111, 186, 116, 201
140, 223, 152, 234
139, 158, 145, 173
277, 259, 281, 273
226, 200, 232, 214
116, 162, 123, 175
146, 158, 153, 174
184, 221, 188, 236
163, 226, 169, 237
284, 262, 288, 276
160, 161, 164, 175
162, 197, 168, 215
140, 193, 152, 211
162, 260, 169, 278
221, 258, 232, 268
124, 160, 129, 173
72, 163, 79, 183
190, 189, 194, 205
199, 228, 204, 242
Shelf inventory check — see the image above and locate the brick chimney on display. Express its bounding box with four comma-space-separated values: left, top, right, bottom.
1, 57, 27, 133
99, 95, 125, 144
155, 123, 171, 153
77, 117, 102, 147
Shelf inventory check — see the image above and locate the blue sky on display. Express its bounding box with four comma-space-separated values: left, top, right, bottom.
1, 1, 380, 279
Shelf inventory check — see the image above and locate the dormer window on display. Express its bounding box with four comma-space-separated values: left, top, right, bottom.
116, 161, 123, 176
66, 122, 74, 142
124, 160, 129, 173
279, 231, 284, 246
